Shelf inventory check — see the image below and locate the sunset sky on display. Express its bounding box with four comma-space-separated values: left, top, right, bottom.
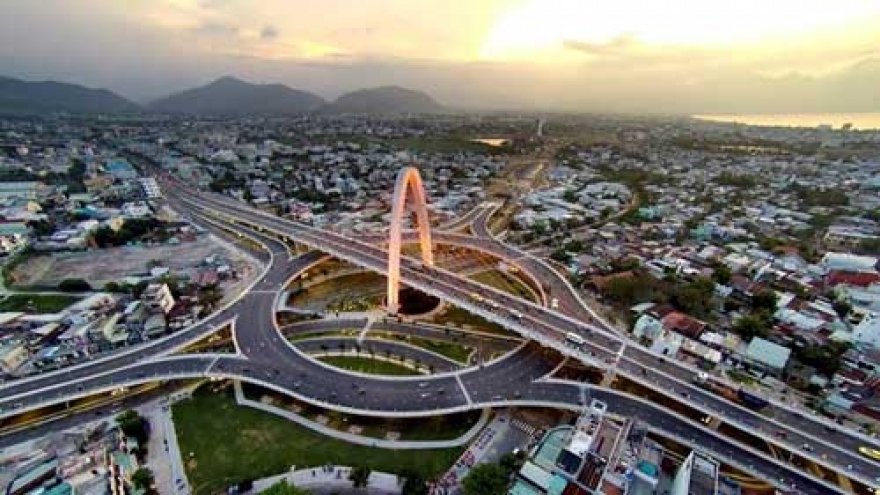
1, 0, 878, 113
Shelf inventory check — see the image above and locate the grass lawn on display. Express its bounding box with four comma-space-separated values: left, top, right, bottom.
319, 355, 422, 376
471, 270, 537, 302
0, 293, 81, 313
434, 305, 513, 336
174, 390, 464, 494
406, 337, 472, 364
241, 383, 482, 442
726, 369, 758, 385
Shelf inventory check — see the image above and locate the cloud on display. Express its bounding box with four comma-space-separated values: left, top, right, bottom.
194, 21, 238, 37
260, 25, 279, 40
563, 34, 638, 57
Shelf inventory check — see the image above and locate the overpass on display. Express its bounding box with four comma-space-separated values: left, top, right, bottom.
1, 170, 879, 493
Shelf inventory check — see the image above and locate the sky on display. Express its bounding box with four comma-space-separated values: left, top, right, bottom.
1, 0, 879, 113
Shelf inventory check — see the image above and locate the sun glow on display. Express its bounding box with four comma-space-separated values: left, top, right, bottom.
480, 0, 880, 61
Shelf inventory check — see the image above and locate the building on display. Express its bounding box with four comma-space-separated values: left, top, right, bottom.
853, 312, 880, 348
510, 400, 628, 495
0, 181, 41, 201
744, 337, 792, 376
669, 450, 719, 495
0, 342, 29, 373
819, 252, 878, 274
141, 283, 175, 314
139, 178, 161, 199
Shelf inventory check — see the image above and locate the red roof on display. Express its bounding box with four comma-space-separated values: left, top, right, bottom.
825, 270, 880, 288
661, 311, 707, 339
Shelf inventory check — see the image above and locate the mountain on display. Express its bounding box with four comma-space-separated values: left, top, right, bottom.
149, 76, 325, 115
0, 75, 140, 115
321, 86, 444, 114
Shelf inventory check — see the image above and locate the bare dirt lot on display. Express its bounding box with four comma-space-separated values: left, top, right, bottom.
12, 235, 261, 291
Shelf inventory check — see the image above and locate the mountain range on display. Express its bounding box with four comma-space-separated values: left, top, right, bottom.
0, 75, 444, 116
0, 75, 140, 115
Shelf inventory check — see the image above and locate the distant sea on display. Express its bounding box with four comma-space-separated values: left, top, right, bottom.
693, 113, 880, 130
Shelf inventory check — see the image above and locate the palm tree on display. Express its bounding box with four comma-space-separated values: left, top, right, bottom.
320, 344, 328, 354
338, 342, 346, 355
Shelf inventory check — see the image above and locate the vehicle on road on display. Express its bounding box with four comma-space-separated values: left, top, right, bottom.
565, 332, 585, 346
859, 446, 880, 461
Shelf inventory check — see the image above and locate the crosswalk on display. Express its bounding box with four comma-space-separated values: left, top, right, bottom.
512, 418, 537, 436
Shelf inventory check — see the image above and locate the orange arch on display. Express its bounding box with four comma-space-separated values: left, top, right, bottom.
387, 166, 434, 314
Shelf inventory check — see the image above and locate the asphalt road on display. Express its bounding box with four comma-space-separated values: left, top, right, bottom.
0, 176, 875, 493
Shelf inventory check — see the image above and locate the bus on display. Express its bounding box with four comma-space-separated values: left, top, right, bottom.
565, 332, 586, 346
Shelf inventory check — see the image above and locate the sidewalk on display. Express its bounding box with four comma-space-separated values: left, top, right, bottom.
141, 392, 194, 495
249, 466, 401, 494
433, 412, 513, 494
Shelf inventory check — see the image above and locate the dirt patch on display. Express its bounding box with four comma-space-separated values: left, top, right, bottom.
13, 234, 260, 289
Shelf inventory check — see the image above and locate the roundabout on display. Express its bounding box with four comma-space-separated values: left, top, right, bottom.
1, 166, 878, 494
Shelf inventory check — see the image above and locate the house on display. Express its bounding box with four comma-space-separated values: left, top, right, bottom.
0, 342, 28, 373
819, 252, 878, 274
853, 312, 880, 348
141, 283, 175, 314
744, 337, 792, 376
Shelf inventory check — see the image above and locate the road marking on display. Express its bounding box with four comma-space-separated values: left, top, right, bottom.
455, 374, 473, 405
207, 355, 222, 372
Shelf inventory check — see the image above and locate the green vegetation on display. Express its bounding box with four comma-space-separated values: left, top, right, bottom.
92, 217, 170, 248
716, 172, 758, 188
462, 463, 510, 495
407, 337, 472, 364
319, 356, 421, 376
131, 468, 155, 494
471, 270, 536, 302
173, 390, 463, 494
349, 466, 371, 487
0, 293, 82, 313
115, 409, 149, 449
434, 305, 511, 335
791, 184, 849, 207
726, 369, 757, 385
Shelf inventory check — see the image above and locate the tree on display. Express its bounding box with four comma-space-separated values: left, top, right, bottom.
261, 479, 311, 495
131, 468, 155, 493
732, 313, 771, 340
115, 410, 148, 446
670, 277, 715, 318
348, 466, 371, 488
832, 299, 852, 319
27, 219, 55, 237
462, 463, 509, 495
751, 290, 778, 313
58, 278, 92, 292
550, 248, 572, 264
562, 189, 579, 203
400, 470, 428, 495
710, 262, 732, 285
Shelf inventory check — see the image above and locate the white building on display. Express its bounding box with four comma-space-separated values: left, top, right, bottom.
819, 252, 878, 274
853, 312, 880, 348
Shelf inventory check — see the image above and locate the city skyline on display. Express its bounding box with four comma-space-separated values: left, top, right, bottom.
1, 0, 879, 113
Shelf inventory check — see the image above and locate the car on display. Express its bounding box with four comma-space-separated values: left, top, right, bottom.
859, 446, 880, 461
801, 443, 813, 452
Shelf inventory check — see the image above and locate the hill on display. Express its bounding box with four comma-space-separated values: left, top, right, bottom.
322, 86, 444, 114
149, 76, 325, 115
0, 75, 140, 115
